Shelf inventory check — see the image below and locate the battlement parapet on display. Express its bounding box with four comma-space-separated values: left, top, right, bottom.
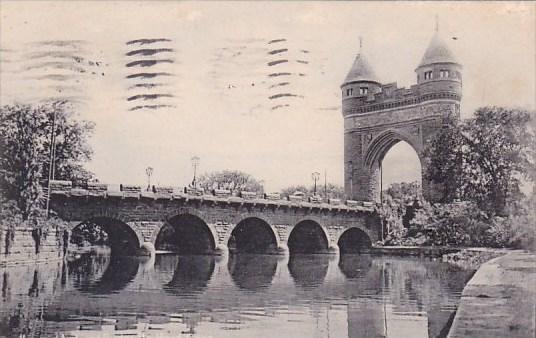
47, 181, 375, 213
343, 90, 461, 117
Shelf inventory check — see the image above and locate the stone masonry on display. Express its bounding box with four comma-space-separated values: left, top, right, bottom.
342, 30, 462, 202
49, 188, 380, 255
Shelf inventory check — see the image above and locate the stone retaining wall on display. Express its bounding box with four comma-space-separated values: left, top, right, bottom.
0, 226, 66, 266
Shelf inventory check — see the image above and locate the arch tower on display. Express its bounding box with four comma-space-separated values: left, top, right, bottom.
342, 29, 462, 202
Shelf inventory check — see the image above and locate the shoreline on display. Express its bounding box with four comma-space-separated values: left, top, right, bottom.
447, 250, 536, 338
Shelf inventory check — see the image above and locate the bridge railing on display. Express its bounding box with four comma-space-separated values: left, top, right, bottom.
47, 180, 375, 211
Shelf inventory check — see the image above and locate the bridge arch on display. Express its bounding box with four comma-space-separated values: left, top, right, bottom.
155, 213, 216, 254
288, 219, 330, 254
337, 227, 373, 254
69, 216, 143, 256
228, 216, 279, 254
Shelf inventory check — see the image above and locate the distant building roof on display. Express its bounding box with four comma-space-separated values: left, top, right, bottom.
343, 53, 380, 85
418, 32, 459, 67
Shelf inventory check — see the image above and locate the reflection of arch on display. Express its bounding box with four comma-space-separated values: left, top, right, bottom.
337, 228, 373, 254
288, 220, 329, 254
228, 217, 278, 254
70, 217, 141, 256
228, 254, 277, 291
338, 254, 373, 279
364, 129, 421, 169
155, 214, 216, 254
160, 255, 215, 296
288, 255, 329, 288
68, 254, 139, 294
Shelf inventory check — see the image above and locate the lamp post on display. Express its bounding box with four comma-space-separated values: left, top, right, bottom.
311, 172, 320, 196
145, 166, 154, 191
191, 156, 200, 189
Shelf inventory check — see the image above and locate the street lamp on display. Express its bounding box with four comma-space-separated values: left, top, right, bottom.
145, 166, 154, 191
311, 172, 320, 196
191, 156, 200, 189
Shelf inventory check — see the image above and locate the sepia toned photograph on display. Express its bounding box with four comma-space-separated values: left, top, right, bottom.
0, 1, 534, 337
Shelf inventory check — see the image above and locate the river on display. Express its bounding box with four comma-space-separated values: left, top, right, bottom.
0, 253, 474, 337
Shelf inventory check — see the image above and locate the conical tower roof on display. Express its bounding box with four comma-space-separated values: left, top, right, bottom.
342, 53, 380, 85
418, 32, 458, 67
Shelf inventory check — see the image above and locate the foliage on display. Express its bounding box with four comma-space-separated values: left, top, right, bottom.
423, 119, 465, 202
0, 101, 95, 219
280, 183, 345, 199
70, 222, 109, 246
424, 106, 535, 215
378, 181, 421, 244
197, 170, 264, 194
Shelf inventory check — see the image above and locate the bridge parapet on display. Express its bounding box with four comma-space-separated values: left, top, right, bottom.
48, 180, 375, 213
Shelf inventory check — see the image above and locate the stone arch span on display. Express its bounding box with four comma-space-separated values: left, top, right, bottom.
228, 217, 279, 254
288, 219, 330, 254
337, 227, 373, 254
155, 214, 216, 254
69, 216, 143, 256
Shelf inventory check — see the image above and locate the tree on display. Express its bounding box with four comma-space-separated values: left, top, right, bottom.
424, 106, 534, 215
197, 170, 264, 194
423, 120, 465, 203
280, 183, 345, 199
0, 101, 95, 219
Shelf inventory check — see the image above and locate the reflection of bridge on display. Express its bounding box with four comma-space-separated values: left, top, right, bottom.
31, 254, 471, 338
50, 184, 380, 255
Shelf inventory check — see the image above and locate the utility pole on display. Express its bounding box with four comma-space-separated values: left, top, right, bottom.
45, 108, 57, 218
380, 161, 383, 203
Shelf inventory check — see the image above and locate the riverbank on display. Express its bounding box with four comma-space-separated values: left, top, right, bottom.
447, 250, 536, 338
0, 226, 66, 267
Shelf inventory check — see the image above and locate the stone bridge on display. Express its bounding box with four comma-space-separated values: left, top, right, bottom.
49, 183, 381, 256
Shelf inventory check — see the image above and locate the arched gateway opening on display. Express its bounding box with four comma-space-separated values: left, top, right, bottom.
337, 228, 372, 254
155, 214, 215, 254
228, 217, 278, 254
365, 133, 423, 203
70, 217, 140, 256
288, 220, 329, 254
381, 141, 422, 197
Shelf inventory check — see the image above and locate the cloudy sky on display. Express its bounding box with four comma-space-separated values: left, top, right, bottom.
1, 1, 534, 192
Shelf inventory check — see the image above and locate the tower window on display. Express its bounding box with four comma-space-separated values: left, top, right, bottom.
346, 88, 353, 96
424, 71, 433, 80
359, 87, 368, 95
440, 70, 450, 78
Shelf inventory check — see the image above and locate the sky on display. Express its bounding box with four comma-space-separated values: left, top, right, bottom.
1, 1, 534, 192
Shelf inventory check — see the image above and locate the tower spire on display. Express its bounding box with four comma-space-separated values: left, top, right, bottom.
435, 14, 439, 32
359, 36, 363, 52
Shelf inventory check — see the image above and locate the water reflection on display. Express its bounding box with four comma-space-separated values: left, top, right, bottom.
288, 254, 329, 288
228, 254, 277, 291
339, 254, 373, 279
158, 255, 215, 295
0, 254, 475, 338
68, 254, 139, 294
